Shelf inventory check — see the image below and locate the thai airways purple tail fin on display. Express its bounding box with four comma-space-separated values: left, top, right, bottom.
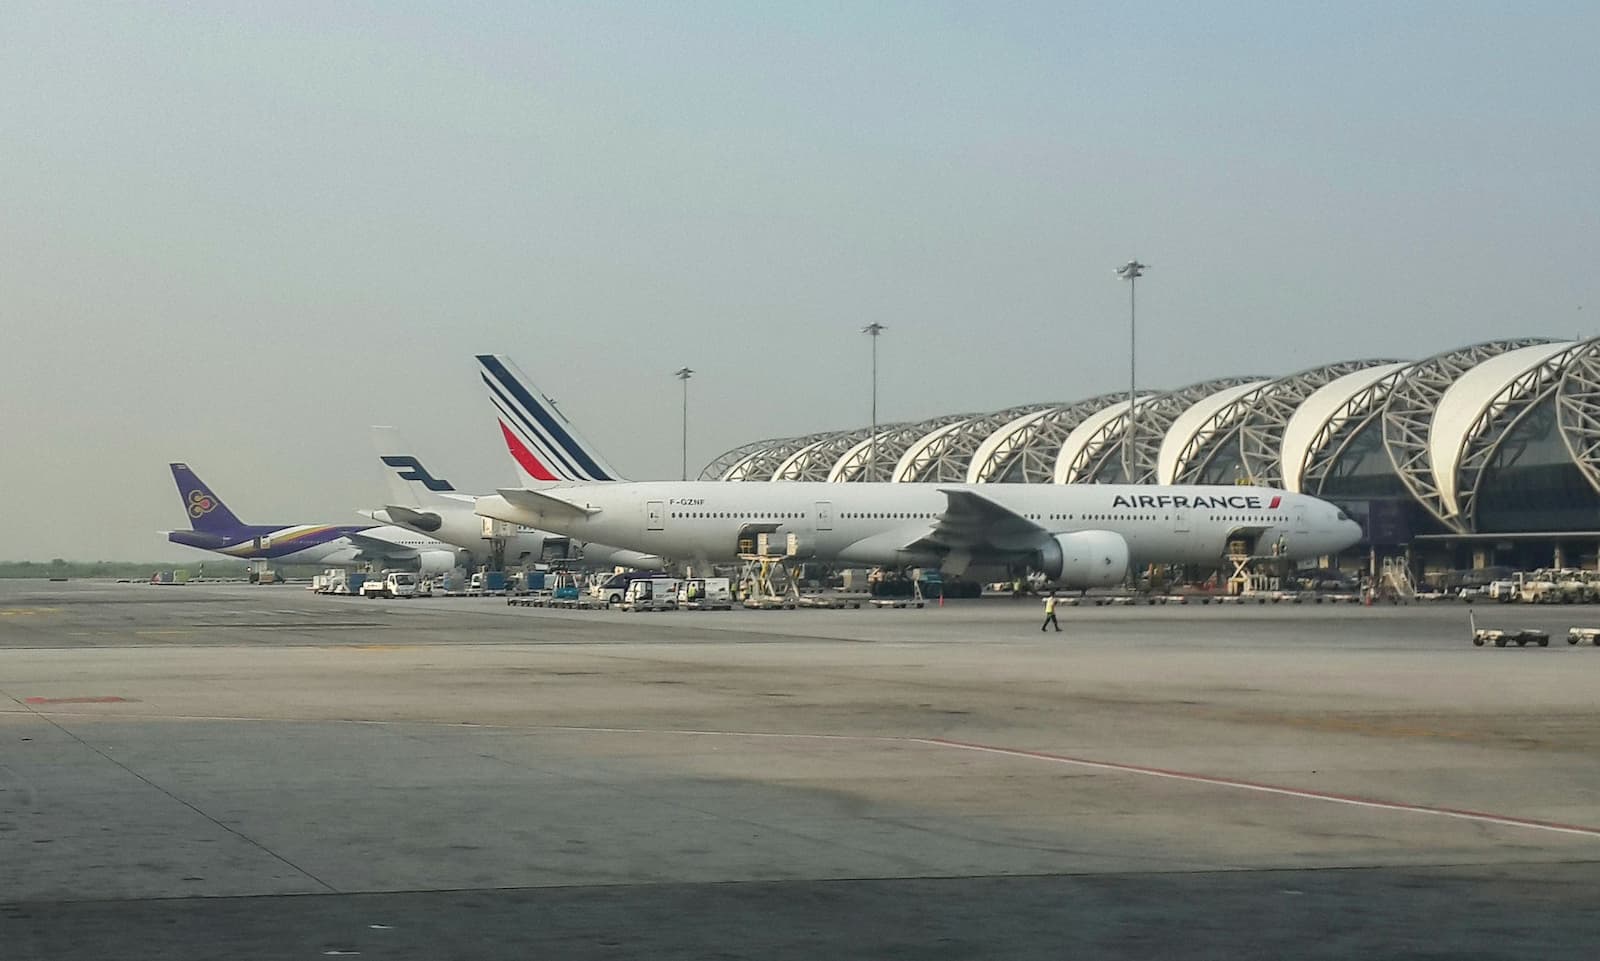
475, 354, 626, 485
169, 463, 246, 534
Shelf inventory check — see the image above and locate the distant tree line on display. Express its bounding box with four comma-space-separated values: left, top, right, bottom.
0, 559, 253, 579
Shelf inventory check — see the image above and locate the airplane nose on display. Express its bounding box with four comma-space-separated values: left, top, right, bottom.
1341, 519, 1363, 548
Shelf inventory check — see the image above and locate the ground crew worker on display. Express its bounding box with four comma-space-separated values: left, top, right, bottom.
1041, 591, 1060, 632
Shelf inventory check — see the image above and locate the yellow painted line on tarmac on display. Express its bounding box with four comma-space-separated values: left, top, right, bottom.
0, 607, 61, 617
134, 630, 196, 637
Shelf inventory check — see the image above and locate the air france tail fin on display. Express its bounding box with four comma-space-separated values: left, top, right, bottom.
475, 354, 626, 485
169, 463, 246, 534
372, 426, 458, 508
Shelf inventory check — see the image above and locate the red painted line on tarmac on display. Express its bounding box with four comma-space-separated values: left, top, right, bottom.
918, 736, 1600, 839
23, 696, 129, 705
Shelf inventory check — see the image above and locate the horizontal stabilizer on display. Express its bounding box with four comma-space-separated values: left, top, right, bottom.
497, 487, 601, 517
344, 531, 421, 557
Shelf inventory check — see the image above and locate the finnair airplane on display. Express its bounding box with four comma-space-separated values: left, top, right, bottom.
365, 427, 665, 572
471, 355, 1364, 586
165, 463, 465, 572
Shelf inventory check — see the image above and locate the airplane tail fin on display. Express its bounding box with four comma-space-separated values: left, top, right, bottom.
372, 426, 459, 507
475, 354, 627, 485
169, 463, 246, 534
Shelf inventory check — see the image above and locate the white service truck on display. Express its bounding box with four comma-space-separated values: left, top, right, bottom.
361, 571, 423, 599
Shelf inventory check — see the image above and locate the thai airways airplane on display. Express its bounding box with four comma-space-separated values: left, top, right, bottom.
165, 463, 465, 572
364, 427, 666, 571
471, 355, 1364, 586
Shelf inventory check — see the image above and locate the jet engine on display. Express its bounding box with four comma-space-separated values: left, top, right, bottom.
416, 550, 462, 575
1035, 530, 1129, 588
384, 505, 443, 533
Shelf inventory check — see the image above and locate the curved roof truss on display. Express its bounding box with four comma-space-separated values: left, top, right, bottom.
966, 394, 1128, 484
1232, 360, 1405, 488
1063, 377, 1262, 485
1382, 338, 1557, 532
722, 432, 838, 481
701, 438, 782, 481
828, 421, 929, 482
771, 427, 883, 481
1556, 339, 1600, 497
1449, 341, 1585, 529
894, 405, 1057, 483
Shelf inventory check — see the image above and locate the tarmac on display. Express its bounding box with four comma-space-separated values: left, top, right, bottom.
3, 580, 1599, 959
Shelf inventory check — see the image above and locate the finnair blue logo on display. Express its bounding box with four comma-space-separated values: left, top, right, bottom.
382, 456, 455, 492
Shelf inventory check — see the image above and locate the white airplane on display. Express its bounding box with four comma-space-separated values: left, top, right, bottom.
471, 355, 1364, 586
165, 463, 466, 572
364, 427, 666, 572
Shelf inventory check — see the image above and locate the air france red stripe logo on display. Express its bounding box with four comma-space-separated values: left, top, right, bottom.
500, 421, 558, 482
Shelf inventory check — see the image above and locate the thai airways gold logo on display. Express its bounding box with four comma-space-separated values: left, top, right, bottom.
188, 490, 218, 518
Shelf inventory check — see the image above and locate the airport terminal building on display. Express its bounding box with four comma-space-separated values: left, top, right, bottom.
701, 338, 1600, 574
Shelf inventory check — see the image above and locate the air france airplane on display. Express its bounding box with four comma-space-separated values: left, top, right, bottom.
365, 426, 666, 571
165, 463, 465, 572
471, 355, 1364, 586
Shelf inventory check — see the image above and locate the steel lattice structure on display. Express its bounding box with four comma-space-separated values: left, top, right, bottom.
771, 427, 887, 481
1556, 339, 1600, 496
965, 394, 1129, 484
1061, 378, 1262, 484
828, 421, 940, 482
1293, 365, 1412, 495
1381, 339, 1555, 532
1446, 341, 1586, 530
720, 432, 840, 481
700, 438, 781, 480
893, 405, 1057, 483
1172, 361, 1400, 486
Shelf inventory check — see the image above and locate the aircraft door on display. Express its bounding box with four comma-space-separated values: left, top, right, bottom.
646, 501, 665, 531
1293, 508, 1308, 534
814, 501, 833, 532
1172, 508, 1189, 533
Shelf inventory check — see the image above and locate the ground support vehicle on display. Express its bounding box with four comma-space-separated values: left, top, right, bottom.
1470, 612, 1550, 647
622, 577, 680, 612
680, 577, 732, 610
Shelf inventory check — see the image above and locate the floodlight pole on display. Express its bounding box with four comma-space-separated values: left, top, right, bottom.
1116, 260, 1147, 480
862, 323, 886, 480
675, 367, 694, 481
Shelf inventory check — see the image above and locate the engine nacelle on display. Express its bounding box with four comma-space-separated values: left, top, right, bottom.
385, 505, 443, 533
416, 550, 462, 576
1035, 530, 1130, 588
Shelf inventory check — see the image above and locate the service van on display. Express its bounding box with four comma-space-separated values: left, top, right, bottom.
679, 577, 732, 610
591, 570, 659, 607
622, 577, 680, 612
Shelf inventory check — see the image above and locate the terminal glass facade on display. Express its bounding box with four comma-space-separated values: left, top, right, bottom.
1473, 400, 1600, 532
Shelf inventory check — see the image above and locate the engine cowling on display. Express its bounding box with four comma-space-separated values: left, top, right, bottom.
1035, 530, 1130, 588
385, 505, 443, 533
416, 550, 462, 576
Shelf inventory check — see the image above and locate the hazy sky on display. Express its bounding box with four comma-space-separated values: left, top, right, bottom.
3, 1, 1596, 560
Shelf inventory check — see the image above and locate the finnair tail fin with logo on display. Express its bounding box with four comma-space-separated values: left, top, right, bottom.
169, 463, 246, 534
475, 354, 626, 486
372, 426, 460, 507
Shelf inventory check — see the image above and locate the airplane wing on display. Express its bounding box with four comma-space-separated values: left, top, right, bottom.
497, 487, 602, 517
902, 489, 1049, 558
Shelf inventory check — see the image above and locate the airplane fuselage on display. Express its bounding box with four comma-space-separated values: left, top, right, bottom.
476, 481, 1362, 573
168, 524, 456, 566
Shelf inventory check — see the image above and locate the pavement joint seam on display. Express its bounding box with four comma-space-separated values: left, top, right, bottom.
0, 687, 339, 895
